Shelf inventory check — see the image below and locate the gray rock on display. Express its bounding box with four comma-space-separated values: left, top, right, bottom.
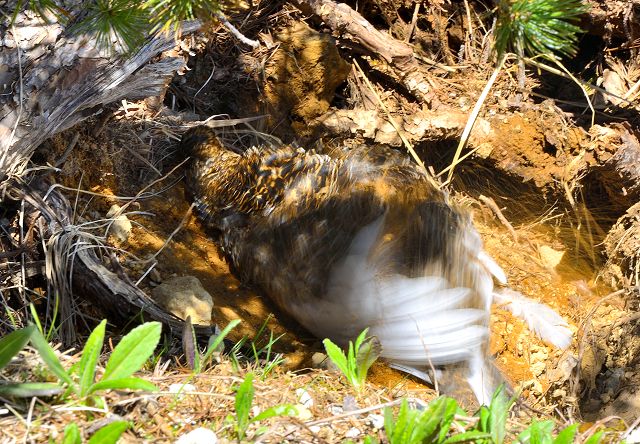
106, 204, 132, 243
151, 276, 213, 325
311, 352, 339, 372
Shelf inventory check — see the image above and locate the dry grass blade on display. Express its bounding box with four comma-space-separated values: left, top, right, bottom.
443, 56, 506, 186
352, 60, 440, 190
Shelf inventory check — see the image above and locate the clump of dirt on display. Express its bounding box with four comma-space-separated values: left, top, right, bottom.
263, 21, 351, 136
603, 201, 640, 292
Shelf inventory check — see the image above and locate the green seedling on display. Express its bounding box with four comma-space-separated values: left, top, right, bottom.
322, 328, 379, 392
0, 320, 160, 402
230, 372, 298, 442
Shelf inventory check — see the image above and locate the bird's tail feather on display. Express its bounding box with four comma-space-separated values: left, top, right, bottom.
494, 288, 573, 349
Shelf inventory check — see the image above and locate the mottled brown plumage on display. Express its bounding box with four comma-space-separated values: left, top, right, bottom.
181, 125, 571, 403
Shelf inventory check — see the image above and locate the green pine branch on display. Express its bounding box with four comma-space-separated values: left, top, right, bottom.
494, 0, 588, 60
7, 0, 227, 53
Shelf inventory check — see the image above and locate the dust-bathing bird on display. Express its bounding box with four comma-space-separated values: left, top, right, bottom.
181, 125, 572, 403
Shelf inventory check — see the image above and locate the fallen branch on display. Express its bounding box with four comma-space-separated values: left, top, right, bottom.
296, 0, 431, 102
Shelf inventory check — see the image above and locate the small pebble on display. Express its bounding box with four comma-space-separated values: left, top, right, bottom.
296, 388, 314, 408
168, 383, 196, 399
342, 395, 358, 412
294, 405, 313, 420
309, 425, 321, 434
175, 428, 218, 444
368, 414, 384, 430
345, 427, 360, 439
149, 268, 162, 283
552, 389, 566, 398
625, 427, 640, 443
311, 352, 339, 372
106, 204, 132, 243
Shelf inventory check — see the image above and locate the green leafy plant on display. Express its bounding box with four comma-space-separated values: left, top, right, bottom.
9, 0, 229, 52
184, 318, 240, 374
0, 324, 64, 397
384, 397, 489, 444
322, 328, 379, 392
0, 324, 35, 371
229, 372, 298, 442
518, 421, 579, 444
229, 315, 285, 379
88, 420, 130, 444
472, 385, 517, 444
62, 423, 82, 444
62, 420, 130, 444
0, 320, 160, 402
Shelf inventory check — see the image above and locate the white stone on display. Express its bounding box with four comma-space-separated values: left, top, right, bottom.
168, 383, 196, 400
539, 245, 565, 270
175, 428, 217, 444
345, 427, 360, 439
368, 414, 384, 430
294, 405, 313, 420
296, 388, 314, 408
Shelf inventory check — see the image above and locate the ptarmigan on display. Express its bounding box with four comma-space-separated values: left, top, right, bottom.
181, 125, 572, 403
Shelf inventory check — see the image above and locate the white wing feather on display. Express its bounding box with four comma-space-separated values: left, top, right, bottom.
494, 288, 573, 349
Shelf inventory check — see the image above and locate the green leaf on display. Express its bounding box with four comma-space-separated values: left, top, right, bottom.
88, 420, 130, 444
384, 398, 452, 444
476, 405, 490, 432
583, 430, 604, 444
443, 431, 492, 443
518, 420, 555, 444
322, 338, 349, 378
62, 423, 82, 444
201, 319, 240, 367
102, 322, 161, 381
29, 327, 76, 392
436, 398, 460, 443
235, 373, 255, 441
78, 320, 106, 397
487, 385, 516, 444
355, 330, 379, 388
384, 404, 397, 439
252, 404, 299, 422
89, 377, 157, 394
411, 398, 446, 443
553, 424, 578, 444
0, 382, 63, 397
0, 325, 35, 371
